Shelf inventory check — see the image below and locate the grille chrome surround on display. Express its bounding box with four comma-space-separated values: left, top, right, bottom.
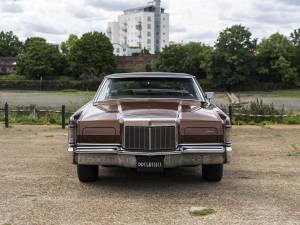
124, 126, 177, 152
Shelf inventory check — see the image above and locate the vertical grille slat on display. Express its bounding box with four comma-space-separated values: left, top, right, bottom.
124, 126, 176, 152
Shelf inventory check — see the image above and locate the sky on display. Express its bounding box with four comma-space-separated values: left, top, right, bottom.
1, 0, 300, 45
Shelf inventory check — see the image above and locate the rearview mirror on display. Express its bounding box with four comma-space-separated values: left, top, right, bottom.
205, 92, 215, 102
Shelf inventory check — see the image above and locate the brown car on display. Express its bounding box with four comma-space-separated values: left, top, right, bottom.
68, 72, 232, 182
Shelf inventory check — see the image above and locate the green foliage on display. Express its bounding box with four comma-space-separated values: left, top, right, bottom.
61, 34, 79, 55
0, 112, 67, 125
290, 29, 300, 47
0, 74, 26, 80
239, 99, 286, 115
16, 37, 66, 79
152, 42, 213, 79
213, 25, 257, 90
232, 99, 300, 124
69, 31, 116, 78
257, 33, 298, 85
0, 31, 23, 57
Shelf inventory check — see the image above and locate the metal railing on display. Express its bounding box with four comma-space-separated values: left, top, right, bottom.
1, 102, 73, 129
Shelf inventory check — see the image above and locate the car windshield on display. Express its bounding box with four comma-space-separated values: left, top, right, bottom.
95, 77, 204, 101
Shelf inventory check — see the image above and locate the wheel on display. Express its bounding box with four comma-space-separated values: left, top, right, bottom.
77, 165, 98, 182
202, 164, 223, 182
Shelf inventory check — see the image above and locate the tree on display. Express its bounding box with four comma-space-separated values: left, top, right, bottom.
290, 29, 300, 82
213, 25, 257, 90
290, 29, 300, 47
152, 42, 213, 79
183, 42, 213, 79
0, 31, 23, 57
17, 37, 65, 79
257, 33, 297, 85
61, 34, 79, 55
69, 32, 116, 78
152, 44, 187, 73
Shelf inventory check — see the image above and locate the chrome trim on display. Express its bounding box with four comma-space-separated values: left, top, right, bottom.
69, 143, 232, 167
123, 118, 178, 151
74, 152, 226, 167
70, 143, 230, 155
123, 118, 177, 127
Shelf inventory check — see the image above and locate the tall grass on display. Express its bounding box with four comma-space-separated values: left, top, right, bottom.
0, 112, 69, 125
233, 98, 300, 125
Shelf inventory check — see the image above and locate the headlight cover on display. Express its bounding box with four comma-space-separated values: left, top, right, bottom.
224, 120, 232, 145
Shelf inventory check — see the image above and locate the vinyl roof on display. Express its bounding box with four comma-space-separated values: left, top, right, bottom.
106, 72, 195, 79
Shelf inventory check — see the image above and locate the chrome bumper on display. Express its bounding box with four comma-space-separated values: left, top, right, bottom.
68, 144, 232, 168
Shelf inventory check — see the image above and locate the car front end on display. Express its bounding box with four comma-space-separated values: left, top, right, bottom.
68, 73, 232, 182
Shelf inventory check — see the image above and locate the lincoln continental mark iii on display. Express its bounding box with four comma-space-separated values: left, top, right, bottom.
68, 73, 232, 182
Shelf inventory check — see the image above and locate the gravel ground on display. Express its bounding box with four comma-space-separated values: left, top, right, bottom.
0, 125, 300, 225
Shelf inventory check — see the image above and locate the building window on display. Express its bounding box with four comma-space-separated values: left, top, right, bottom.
163, 32, 165, 35
147, 39, 151, 44
147, 16, 151, 22
147, 24, 151, 29
147, 32, 151, 37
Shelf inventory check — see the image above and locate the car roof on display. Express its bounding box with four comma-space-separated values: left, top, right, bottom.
105, 72, 195, 79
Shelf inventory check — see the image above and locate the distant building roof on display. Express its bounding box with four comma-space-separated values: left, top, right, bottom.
124, 5, 165, 14
0, 57, 17, 67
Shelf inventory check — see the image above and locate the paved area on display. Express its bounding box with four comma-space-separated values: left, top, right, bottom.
0, 91, 94, 110
0, 125, 300, 225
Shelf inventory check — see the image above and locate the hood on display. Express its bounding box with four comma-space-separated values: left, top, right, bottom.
76, 99, 225, 144
79, 99, 221, 122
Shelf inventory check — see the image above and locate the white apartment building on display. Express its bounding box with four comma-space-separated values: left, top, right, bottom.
107, 0, 169, 55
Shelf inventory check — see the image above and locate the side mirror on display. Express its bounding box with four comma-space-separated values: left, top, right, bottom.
205, 92, 215, 102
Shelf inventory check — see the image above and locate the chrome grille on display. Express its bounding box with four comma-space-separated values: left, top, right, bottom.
124, 126, 176, 151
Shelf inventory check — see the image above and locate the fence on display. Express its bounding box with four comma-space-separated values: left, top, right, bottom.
0, 103, 73, 129
0, 102, 297, 128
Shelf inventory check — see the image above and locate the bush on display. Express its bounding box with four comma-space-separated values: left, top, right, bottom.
0, 112, 68, 125
239, 99, 285, 116
233, 98, 291, 124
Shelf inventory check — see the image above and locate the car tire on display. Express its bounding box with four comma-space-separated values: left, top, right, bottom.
77, 165, 98, 182
202, 164, 223, 182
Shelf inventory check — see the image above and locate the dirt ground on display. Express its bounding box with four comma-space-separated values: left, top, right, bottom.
0, 125, 300, 225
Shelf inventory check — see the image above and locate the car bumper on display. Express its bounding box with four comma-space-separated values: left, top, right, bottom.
68, 144, 232, 168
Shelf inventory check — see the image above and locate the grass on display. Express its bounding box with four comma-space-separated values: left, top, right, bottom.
189, 208, 216, 217
288, 144, 300, 156
232, 99, 300, 125
0, 74, 26, 80
0, 112, 69, 126
233, 115, 300, 126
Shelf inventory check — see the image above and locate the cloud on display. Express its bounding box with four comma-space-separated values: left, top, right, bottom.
185, 31, 216, 41
0, 0, 23, 13
0, 0, 300, 45
170, 25, 186, 33
85, 0, 141, 11
24, 22, 66, 35
278, 0, 300, 6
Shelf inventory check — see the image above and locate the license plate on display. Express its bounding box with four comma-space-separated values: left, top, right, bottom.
136, 156, 164, 172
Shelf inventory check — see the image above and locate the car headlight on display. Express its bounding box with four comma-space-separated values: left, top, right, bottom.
224, 120, 232, 144
68, 119, 76, 145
